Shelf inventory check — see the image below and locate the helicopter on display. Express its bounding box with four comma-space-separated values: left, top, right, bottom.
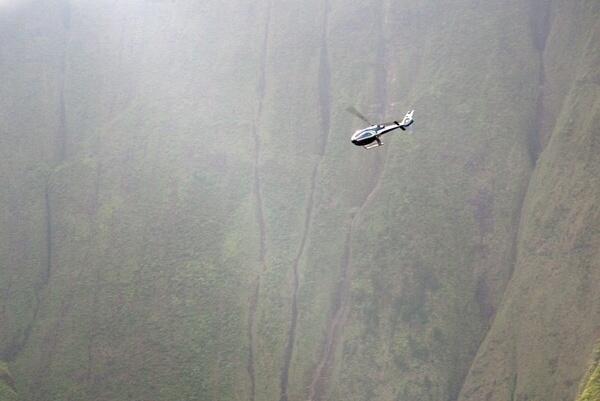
347, 107, 414, 149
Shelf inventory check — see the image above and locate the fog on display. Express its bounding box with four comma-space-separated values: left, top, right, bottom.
0, 1, 599, 401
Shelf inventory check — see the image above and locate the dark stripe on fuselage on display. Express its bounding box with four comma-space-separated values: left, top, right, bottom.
352, 136, 377, 146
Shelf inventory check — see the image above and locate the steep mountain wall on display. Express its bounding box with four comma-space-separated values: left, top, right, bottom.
0, 1, 598, 401
459, 2, 600, 400
2, 1, 265, 399
303, 1, 538, 400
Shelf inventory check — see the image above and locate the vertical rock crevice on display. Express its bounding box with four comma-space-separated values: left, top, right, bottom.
43, 184, 54, 286
307, 139, 388, 401
528, 0, 552, 164
0, 276, 13, 338
247, 2, 272, 400
2, 0, 73, 387
0, 180, 53, 362
2, 181, 54, 363
57, 80, 67, 162
279, 3, 332, 401
308, 4, 389, 399
56, 0, 71, 163
7, 0, 72, 362
0, 6, 70, 347
317, 0, 332, 153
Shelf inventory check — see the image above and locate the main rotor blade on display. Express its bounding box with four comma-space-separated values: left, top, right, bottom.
346, 106, 372, 125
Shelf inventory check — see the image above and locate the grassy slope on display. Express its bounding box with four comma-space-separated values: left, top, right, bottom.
577, 344, 600, 401
458, 2, 600, 400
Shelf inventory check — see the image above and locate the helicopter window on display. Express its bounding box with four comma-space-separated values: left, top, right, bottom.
359, 131, 375, 140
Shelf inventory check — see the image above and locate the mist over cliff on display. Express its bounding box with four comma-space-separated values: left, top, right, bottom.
0, 1, 599, 401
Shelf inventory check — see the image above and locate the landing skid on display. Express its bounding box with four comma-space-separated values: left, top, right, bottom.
364, 141, 383, 149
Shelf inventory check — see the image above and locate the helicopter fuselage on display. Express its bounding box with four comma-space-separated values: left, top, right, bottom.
349, 109, 414, 149
351, 123, 403, 148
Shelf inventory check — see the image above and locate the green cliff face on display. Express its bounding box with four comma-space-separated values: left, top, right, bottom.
0, 1, 598, 401
577, 344, 600, 401
458, 2, 600, 400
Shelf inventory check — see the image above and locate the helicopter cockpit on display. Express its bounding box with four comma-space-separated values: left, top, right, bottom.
352, 130, 376, 141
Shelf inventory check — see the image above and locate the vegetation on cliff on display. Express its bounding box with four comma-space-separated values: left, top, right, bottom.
577, 344, 600, 401
0, 1, 598, 401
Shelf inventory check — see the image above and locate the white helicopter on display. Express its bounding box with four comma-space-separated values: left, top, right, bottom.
347, 107, 414, 149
